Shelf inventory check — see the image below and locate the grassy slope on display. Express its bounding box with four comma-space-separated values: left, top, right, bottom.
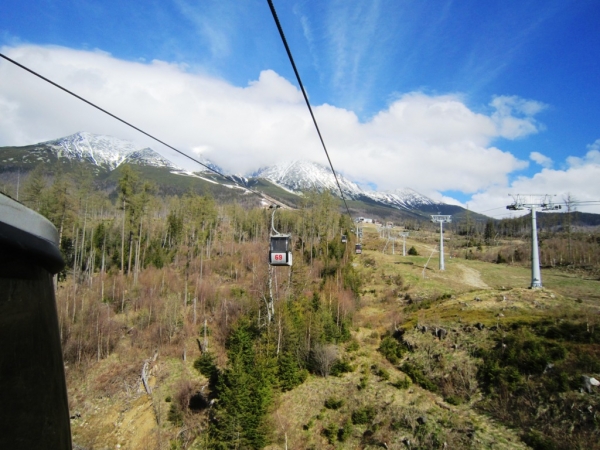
65, 225, 600, 449
266, 224, 600, 449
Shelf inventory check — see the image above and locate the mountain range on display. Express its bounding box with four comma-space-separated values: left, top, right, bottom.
0, 132, 465, 219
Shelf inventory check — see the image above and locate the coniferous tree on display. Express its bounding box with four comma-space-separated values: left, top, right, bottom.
21, 164, 47, 211
210, 321, 275, 449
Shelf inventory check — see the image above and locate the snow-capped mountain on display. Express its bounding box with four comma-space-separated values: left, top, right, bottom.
252, 160, 365, 199
2, 132, 451, 215
40, 132, 222, 174
121, 147, 178, 170
365, 188, 439, 210
251, 160, 443, 212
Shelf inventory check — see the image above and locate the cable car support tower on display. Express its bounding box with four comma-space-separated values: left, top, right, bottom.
431, 215, 452, 271
400, 232, 409, 256
506, 194, 561, 289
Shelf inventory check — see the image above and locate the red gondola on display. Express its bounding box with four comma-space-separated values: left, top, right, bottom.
268, 205, 293, 266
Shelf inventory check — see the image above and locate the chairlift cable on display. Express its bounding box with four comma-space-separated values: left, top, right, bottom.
266, 0, 353, 221
0, 52, 276, 204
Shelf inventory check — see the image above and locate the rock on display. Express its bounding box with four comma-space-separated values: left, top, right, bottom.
475, 322, 485, 331
434, 327, 447, 340
581, 375, 598, 393
417, 415, 427, 425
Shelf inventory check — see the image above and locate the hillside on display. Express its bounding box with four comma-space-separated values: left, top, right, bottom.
2, 134, 600, 448
59, 217, 599, 449
2, 150, 598, 448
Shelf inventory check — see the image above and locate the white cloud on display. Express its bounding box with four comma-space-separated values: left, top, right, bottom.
467, 144, 600, 216
490, 95, 546, 139
530, 151, 553, 168
2, 44, 596, 214
567, 141, 600, 167
588, 139, 600, 153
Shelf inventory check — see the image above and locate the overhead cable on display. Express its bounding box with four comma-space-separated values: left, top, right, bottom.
0, 52, 274, 203
266, 0, 353, 220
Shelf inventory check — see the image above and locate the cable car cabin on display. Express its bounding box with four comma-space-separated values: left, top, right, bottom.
0, 193, 71, 449
355, 243, 363, 254
269, 234, 293, 266
341, 234, 347, 243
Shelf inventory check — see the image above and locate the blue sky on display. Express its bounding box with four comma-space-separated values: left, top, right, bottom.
1, 0, 599, 215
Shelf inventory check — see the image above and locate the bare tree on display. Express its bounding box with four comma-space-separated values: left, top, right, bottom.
312, 344, 338, 377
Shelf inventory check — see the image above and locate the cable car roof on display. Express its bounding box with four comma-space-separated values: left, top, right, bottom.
0, 193, 64, 274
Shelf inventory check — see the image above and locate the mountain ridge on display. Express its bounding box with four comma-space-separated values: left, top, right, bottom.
1, 132, 453, 218
252, 160, 448, 215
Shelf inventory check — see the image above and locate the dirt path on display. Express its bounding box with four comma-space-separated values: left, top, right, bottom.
456, 263, 490, 289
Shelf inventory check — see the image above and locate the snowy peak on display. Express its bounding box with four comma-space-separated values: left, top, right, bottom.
365, 188, 438, 210
38, 131, 194, 172
42, 132, 141, 170
253, 160, 364, 199
253, 160, 443, 213
123, 147, 177, 169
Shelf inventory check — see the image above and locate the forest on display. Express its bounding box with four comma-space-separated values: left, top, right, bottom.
7, 162, 600, 449
16, 162, 364, 448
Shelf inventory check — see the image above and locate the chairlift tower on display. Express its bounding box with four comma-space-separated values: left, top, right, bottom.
431, 215, 452, 270
507, 194, 561, 288
400, 232, 409, 256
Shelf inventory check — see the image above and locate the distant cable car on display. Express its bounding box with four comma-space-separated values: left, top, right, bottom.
268, 205, 292, 266
355, 243, 362, 254
269, 234, 292, 266
0, 193, 71, 448
341, 234, 347, 243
